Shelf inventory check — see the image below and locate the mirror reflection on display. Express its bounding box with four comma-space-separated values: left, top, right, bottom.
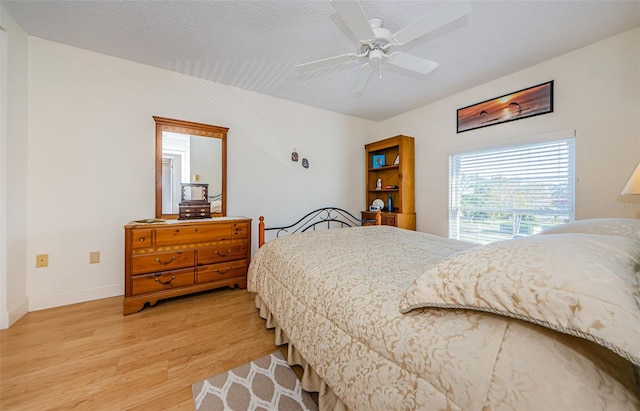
161, 131, 222, 214
154, 116, 227, 219
181, 183, 208, 202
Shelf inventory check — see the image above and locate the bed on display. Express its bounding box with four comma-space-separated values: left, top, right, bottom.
247, 210, 640, 410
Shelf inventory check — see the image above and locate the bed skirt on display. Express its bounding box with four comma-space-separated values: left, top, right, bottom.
253, 294, 348, 411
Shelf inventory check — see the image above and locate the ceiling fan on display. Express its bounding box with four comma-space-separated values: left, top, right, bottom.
297, 0, 471, 93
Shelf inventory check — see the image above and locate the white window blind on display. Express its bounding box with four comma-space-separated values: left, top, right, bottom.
449, 138, 575, 244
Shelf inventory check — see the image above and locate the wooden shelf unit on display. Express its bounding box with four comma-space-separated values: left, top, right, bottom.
362, 135, 416, 230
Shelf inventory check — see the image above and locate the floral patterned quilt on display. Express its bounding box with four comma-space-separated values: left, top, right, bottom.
248, 225, 639, 410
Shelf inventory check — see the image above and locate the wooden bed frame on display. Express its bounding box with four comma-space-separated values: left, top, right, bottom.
258, 206, 381, 247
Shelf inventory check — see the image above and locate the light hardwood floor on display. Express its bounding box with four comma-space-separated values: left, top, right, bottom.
0, 289, 283, 410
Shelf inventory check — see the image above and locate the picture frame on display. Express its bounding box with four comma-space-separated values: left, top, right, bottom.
456, 80, 554, 133
372, 154, 386, 168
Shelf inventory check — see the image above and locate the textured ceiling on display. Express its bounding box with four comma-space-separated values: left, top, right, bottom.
2, 0, 639, 121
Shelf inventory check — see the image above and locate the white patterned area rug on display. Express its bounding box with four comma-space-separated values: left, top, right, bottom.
192, 350, 318, 411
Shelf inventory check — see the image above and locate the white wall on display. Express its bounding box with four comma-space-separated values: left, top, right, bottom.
377, 27, 640, 236
0, 9, 29, 328
25, 37, 374, 311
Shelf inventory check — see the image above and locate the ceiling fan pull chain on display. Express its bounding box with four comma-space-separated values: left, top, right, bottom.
379, 61, 383, 79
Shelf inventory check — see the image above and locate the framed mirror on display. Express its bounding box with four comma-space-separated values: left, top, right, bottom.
154, 116, 228, 219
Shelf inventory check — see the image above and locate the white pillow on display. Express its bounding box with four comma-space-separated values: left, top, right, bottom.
399, 233, 640, 367
537, 218, 640, 240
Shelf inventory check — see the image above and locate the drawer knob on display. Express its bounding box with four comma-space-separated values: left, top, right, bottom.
139, 237, 146, 242
194, 228, 199, 232
215, 267, 232, 275
154, 256, 177, 265
214, 249, 232, 257
154, 274, 176, 285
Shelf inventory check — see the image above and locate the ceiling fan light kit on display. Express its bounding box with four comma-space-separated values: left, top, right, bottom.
297, 0, 472, 93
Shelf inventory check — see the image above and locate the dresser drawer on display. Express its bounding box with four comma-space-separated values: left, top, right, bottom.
361, 211, 397, 227
197, 260, 247, 283
179, 204, 210, 219
198, 241, 247, 264
131, 229, 153, 249
232, 222, 249, 239
154, 224, 234, 246
361, 211, 378, 226
131, 268, 195, 295
131, 250, 196, 275
381, 214, 397, 226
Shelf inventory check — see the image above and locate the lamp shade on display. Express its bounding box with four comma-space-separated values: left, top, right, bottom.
622, 163, 640, 195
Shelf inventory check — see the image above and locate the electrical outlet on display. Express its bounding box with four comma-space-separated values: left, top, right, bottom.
36, 254, 48, 268
89, 251, 100, 264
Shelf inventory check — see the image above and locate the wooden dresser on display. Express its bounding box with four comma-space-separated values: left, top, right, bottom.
123, 217, 251, 315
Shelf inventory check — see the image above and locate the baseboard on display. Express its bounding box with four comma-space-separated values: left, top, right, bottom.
0, 296, 28, 329
28, 284, 123, 312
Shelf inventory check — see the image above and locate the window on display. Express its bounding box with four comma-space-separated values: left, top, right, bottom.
449, 137, 575, 244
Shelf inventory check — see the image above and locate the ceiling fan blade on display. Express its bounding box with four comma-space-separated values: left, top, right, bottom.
388, 52, 439, 75
330, 0, 375, 42
351, 63, 373, 93
296, 53, 358, 72
393, 1, 471, 45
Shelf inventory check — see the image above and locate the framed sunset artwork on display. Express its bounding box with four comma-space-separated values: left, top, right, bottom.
457, 81, 554, 133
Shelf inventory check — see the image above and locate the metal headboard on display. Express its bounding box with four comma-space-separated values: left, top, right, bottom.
258, 207, 380, 247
